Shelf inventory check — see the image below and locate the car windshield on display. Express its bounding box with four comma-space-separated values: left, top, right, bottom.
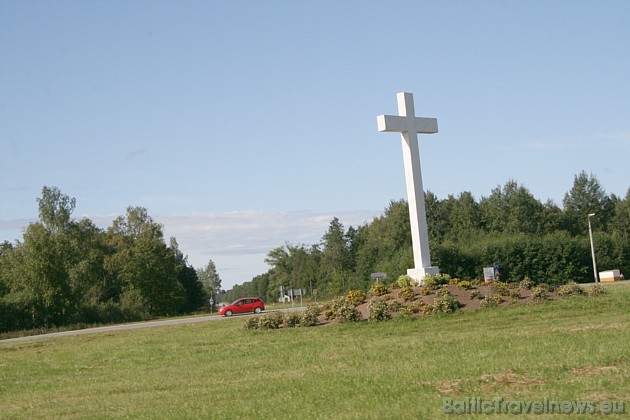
231, 299, 243, 305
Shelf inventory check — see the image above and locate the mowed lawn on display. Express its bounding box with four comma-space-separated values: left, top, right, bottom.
1, 286, 628, 419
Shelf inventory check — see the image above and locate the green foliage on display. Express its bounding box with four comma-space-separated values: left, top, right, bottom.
284, 312, 302, 328
301, 304, 321, 327
531, 286, 548, 302
489, 281, 510, 296
345, 290, 367, 306
432, 289, 461, 313
587, 284, 607, 297
556, 281, 585, 296
399, 306, 414, 318
387, 301, 404, 312
519, 277, 534, 289
480, 294, 503, 308
423, 273, 451, 287
367, 298, 390, 322
337, 303, 362, 323
396, 274, 416, 288
369, 284, 389, 297
418, 285, 432, 296
243, 317, 259, 330
457, 280, 474, 290
397, 286, 416, 301
470, 290, 482, 300
257, 312, 284, 329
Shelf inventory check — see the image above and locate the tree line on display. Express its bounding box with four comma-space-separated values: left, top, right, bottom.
222, 171, 629, 303
0, 187, 221, 333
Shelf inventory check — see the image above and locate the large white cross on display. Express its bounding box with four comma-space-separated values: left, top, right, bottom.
377, 92, 440, 282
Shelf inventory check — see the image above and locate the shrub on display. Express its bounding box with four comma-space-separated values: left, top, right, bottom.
418, 285, 432, 296
399, 307, 414, 318
397, 274, 418, 288
433, 289, 461, 314
470, 290, 482, 300
587, 284, 607, 297
388, 301, 403, 312
301, 305, 320, 327
480, 294, 503, 308
423, 273, 451, 288
330, 296, 345, 312
345, 290, 367, 306
457, 280, 474, 290
338, 303, 362, 323
519, 277, 534, 289
284, 312, 302, 328
243, 317, 260, 330
370, 285, 389, 297
398, 286, 416, 301
556, 282, 584, 296
258, 312, 284, 329
368, 298, 391, 322
531, 286, 548, 303
324, 309, 336, 320
508, 290, 522, 300
490, 281, 510, 296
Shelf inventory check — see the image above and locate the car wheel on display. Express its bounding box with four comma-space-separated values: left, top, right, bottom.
225, 310, 232, 317
254, 307, 262, 314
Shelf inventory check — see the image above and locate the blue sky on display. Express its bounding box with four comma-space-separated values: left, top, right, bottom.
1, 1, 629, 289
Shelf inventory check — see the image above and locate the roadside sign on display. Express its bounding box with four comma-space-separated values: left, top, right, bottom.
371, 272, 388, 280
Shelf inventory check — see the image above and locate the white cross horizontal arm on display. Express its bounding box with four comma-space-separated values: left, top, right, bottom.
376, 115, 438, 134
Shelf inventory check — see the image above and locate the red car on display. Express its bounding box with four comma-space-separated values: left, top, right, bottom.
219, 297, 265, 317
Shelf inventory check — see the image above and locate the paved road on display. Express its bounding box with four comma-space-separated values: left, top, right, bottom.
0, 306, 305, 344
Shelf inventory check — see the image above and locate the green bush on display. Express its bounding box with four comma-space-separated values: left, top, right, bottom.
418, 285, 432, 296
258, 312, 284, 329
490, 281, 510, 296
531, 286, 548, 303
399, 307, 414, 318
480, 294, 503, 308
388, 301, 404, 312
398, 286, 416, 301
301, 304, 320, 327
368, 298, 390, 322
587, 284, 607, 297
284, 312, 302, 328
470, 290, 482, 300
338, 303, 362, 323
397, 275, 417, 288
369, 285, 389, 297
423, 273, 451, 288
457, 280, 474, 290
556, 282, 584, 296
519, 277, 535, 289
433, 289, 461, 314
243, 317, 259, 330
345, 290, 367, 306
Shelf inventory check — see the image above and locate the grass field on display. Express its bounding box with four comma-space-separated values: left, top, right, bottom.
1, 286, 628, 419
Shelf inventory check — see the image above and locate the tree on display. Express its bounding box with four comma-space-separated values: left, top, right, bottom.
611, 188, 630, 242
170, 238, 206, 311
37, 186, 76, 234
196, 259, 222, 302
106, 207, 185, 316
563, 171, 615, 234
480, 180, 546, 235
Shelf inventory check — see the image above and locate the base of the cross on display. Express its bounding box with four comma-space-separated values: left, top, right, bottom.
407, 266, 440, 285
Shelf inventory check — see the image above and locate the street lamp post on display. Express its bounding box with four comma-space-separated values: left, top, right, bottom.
587, 213, 598, 283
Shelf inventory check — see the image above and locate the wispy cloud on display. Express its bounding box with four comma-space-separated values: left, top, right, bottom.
157, 210, 379, 257
124, 148, 148, 162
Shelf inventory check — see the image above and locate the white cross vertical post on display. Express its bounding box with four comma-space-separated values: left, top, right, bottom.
377, 92, 440, 283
